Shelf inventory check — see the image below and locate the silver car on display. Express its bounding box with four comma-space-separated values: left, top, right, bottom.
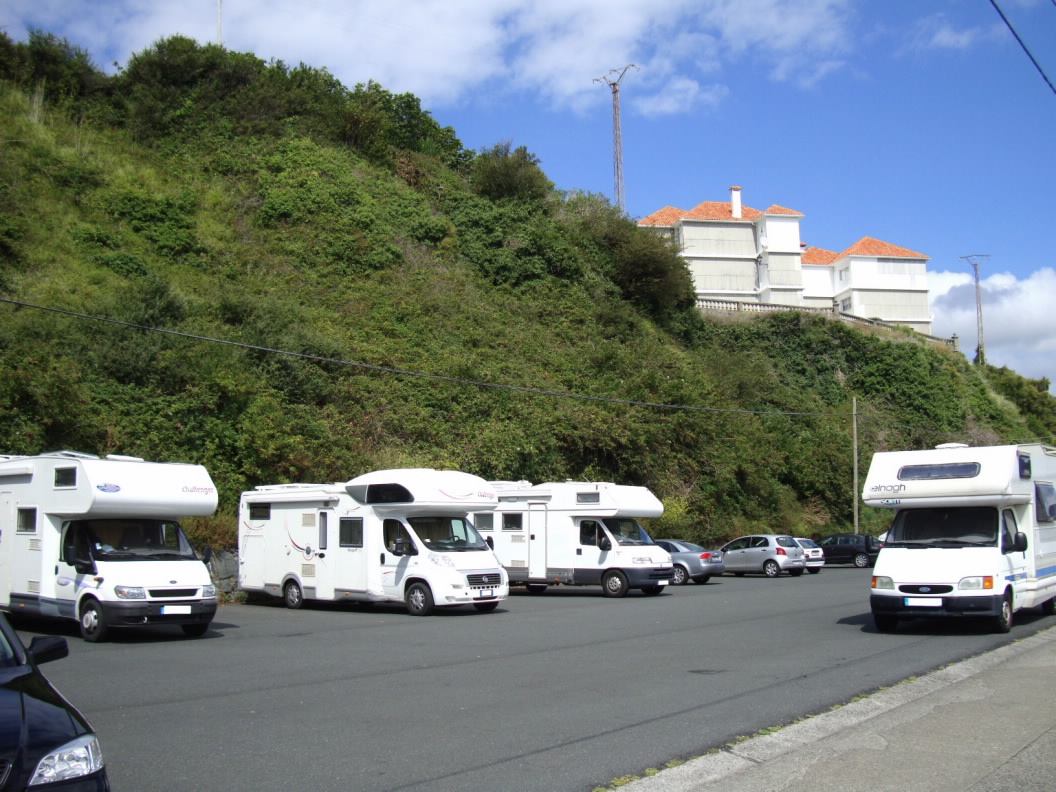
795, 537, 825, 574
719, 534, 806, 577
654, 539, 725, 585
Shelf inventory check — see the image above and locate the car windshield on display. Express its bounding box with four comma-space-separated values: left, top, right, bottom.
775, 536, 798, 548
797, 539, 819, 548
603, 518, 654, 546
408, 516, 490, 552
70, 519, 198, 561
887, 507, 998, 546
680, 541, 705, 552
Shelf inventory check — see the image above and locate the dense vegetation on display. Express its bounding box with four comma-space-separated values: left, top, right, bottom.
2, 31, 1054, 549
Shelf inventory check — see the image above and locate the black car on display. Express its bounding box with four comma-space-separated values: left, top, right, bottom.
0, 614, 110, 791
816, 533, 883, 568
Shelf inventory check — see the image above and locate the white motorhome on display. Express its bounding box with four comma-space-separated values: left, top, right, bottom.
238, 469, 508, 615
0, 450, 219, 641
474, 480, 673, 597
864, 443, 1056, 633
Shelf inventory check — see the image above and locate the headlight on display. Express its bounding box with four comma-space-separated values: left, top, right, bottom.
114, 585, 146, 599
202, 584, 217, 598
871, 576, 894, 590
959, 576, 994, 591
30, 733, 105, 785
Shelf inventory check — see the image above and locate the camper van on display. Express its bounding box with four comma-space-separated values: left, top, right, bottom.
238, 469, 508, 615
475, 480, 673, 597
864, 443, 1056, 633
0, 450, 219, 642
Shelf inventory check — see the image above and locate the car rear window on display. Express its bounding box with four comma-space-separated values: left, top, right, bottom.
776, 536, 797, 547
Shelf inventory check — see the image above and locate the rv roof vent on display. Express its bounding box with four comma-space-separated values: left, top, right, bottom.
935, 443, 969, 449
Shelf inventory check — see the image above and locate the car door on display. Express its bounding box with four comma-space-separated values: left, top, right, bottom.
721, 537, 750, 571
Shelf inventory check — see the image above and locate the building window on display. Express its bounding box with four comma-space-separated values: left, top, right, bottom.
17, 507, 36, 533
502, 513, 523, 531
840, 298, 852, 312
339, 517, 363, 548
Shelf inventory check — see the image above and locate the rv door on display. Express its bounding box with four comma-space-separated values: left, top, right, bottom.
380, 519, 414, 600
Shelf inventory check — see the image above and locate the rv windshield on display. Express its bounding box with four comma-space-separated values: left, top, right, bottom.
603, 518, 654, 546
886, 507, 999, 547
70, 519, 199, 561
407, 516, 491, 552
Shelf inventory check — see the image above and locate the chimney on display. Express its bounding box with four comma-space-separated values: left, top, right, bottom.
730, 185, 742, 219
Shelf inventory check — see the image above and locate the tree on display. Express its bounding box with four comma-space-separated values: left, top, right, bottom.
470, 141, 553, 204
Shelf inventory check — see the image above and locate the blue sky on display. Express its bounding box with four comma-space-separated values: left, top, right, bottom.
3, 0, 1055, 389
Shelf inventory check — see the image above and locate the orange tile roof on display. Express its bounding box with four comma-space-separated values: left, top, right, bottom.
801, 246, 840, 266
638, 206, 688, 226
763, 204, 804, 216
839, 236, 928, 260
639, 199, 804, 226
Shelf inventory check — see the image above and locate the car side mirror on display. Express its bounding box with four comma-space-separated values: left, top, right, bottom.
28, 635, 69, 665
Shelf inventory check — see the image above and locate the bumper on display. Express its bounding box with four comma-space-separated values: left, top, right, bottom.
870, 593, 1003, 619
101, 598, 217, 627
625, 566, 673, 588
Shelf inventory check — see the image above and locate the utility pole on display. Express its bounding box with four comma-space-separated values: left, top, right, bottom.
594, 64, 637, 213
961, 254, 990, 365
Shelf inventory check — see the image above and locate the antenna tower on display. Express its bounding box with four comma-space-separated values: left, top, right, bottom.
594, 64, 637, 213
961, 254, 990, 365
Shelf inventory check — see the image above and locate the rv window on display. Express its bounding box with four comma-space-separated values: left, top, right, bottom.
502, 513, 523, 531
579, 520, 603, 546
474, 513, 494, 532
1036, 483, 1056, 523
318, 512, 328, 551
54, 467, 76, 487
339, 518, 363, 547
16, 508, 36, 533
604, 518, 652, 546
249, 503, 271, 521
408, 516, 490, 552
366, 483, 413, 504
576, 492, 601, 504
889, 507, 998, 545
898, 462, 981, 481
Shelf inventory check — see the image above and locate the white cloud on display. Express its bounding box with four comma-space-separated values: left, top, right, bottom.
930, 268, 1056, 390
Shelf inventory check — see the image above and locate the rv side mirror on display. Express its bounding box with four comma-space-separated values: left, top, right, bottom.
394, 538, 416, 556
485, 536, 494, 550
598, 535, 612, 552
1013, 532, 1028, 554
201, 546, 213, 564
73, 557, 94, 574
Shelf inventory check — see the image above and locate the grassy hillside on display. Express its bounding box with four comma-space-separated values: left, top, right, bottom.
2, 33, 1054, 549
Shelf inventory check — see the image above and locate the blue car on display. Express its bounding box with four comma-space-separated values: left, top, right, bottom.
0, 614, 110, 790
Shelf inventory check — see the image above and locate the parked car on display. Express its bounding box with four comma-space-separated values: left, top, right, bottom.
795, 538, 825, 574
0, 613, 110, 791
718, 534, 806, 577
654, 539, 725, 585
816, 533, 884, 567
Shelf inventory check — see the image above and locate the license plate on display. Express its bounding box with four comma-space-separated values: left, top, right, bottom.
905, 597, 941, 607
161, 605, 192, 615
476, 589, 494, 599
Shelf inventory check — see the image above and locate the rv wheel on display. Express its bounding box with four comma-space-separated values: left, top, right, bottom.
992, 593, 1013, 634
525, 584, 548, 594
284, 581, 304, 610
601, 571, 629, 598
873, 613, 898, 633
79, 599, 109, 643
405, 582, 435, 616
1043, 597, 1056, 616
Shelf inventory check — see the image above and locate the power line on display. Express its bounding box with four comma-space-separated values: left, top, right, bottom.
989, 0, 1056, 97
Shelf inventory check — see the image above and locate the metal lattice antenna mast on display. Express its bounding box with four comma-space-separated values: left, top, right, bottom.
594, 65, 637, 213
217, 0, 223, 46
961, 254, 990, 365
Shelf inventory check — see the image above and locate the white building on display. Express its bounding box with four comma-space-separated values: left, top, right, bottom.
639, 186, 932, 335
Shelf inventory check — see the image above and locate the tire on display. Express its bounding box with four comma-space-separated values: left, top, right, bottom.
640, 585, 663, 596
181, 623, 210, 637
853, 553, 870, 568
1042, 597, 1056, 616
473, 601, 499, 613
525, 583, 548, 594
734, 572, 745, 577
601, 571, 629, 598
788, 568, 804, 577
671, 565, 689, 586
807, 568, 820, 575
692, 575, 711, 585
992, 592, 1013, 633
79, 599, 109, 643
763, 560, 780, 578
405, 582, 435, 616
283, 580, 304, 610
873, 613, 898, 633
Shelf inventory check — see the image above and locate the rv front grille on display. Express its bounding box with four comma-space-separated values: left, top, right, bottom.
148, 588, 199, 598
467, 573, 502, 588
899, 584, 953, 595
